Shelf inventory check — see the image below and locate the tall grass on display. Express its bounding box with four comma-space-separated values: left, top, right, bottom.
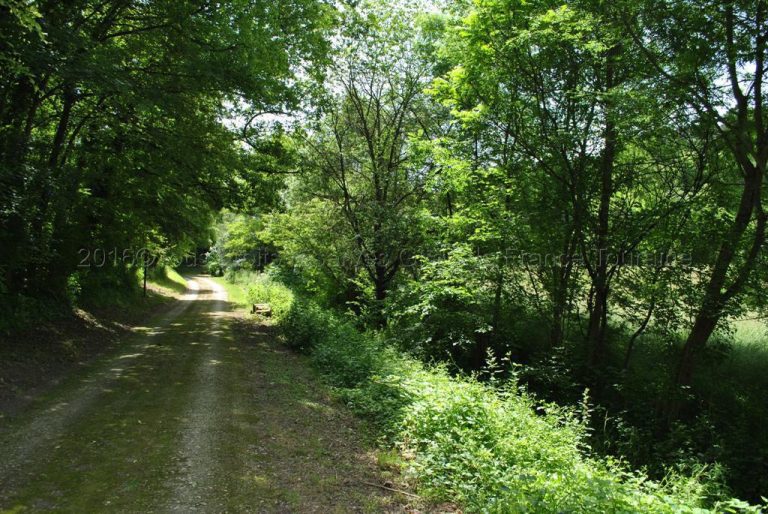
600, 318, 768, 503
692, 329, 768, 502
245, 275, 293, 320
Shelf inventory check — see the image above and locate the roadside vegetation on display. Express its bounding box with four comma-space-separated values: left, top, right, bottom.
219, 268, 760, 512
206, 0, 768, 507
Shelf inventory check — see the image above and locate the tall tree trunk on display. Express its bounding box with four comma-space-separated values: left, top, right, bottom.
587, 282, 609, 364
588, 47, 617, 366
665, 1, 768, 420
28, 86, 77, 295
374, 263, 388, 303
674, 171, 765, 388
675, 313, 718, 387
490, 251, 505, 340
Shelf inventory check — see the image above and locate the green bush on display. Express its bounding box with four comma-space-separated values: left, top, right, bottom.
223, 268, 240, 284
277, 296, 763, 513
78, 265, 143, 308
206, 260, 224, 277
311, 322, 383, 388
220, 268, 297, 323
246, 273, 294, 321
281, 298, 326, 352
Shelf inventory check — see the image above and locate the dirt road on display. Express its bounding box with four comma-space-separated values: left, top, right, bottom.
0, 276, 405, 513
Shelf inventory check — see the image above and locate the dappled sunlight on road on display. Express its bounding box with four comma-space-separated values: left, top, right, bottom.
0, 275, 406, 513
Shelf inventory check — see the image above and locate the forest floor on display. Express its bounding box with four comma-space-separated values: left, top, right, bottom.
0, 276, 422, 513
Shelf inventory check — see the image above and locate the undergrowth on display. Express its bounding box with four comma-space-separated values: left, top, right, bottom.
219, 269, 293, 319
0, 265, 185, 334
222, 269, 762, 512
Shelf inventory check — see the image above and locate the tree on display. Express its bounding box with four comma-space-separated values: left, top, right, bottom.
437, 0, 705, 376
0, 0, 332, 311
286, 2, 438, 320
628, 0, 768, 392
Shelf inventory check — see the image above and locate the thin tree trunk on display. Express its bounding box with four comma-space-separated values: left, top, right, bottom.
550, 230, 576, 347
588, 49, 617, 366
623, 298, 655, 371
28, 87, 77, 294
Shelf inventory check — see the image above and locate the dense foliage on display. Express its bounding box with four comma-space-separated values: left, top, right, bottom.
226, 271, 757, 512
0, 0, 331, 328
249, 0, 768, 505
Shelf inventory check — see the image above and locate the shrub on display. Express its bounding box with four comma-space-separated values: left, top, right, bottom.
311, 322, 383, 388
246, 273, 294, 321
218, 269, 293, 317
281, 298, 327, 352
276, 296, 763, 513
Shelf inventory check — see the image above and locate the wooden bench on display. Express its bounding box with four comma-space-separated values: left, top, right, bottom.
251, 303, 272, 317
